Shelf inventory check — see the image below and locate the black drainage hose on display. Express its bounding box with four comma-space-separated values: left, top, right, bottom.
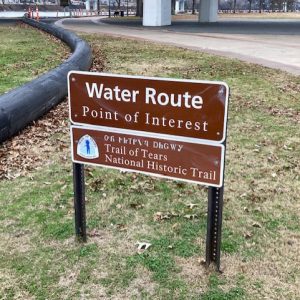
0, 18, 92, 143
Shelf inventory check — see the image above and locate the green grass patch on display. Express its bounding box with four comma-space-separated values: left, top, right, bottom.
199, 274, 246, 300
0, 32, 299, 299
0, 23, 68, 94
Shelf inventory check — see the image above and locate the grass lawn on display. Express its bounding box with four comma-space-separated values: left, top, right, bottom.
0, 23, 68, 94
173, 12, 300, 20
0, 31, 299, 299
218, 12, 300, 19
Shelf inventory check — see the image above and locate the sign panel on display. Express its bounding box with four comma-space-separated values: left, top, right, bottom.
68, 72, 229, 144
71, 126, 225, 187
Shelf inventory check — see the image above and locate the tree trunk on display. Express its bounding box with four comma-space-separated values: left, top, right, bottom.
136, 0, 143, 17
288, 0, 296, 11
171, 0, 176, 15
271, 0, 275, 12
192, 0, 196, 14
233, 0, 237, 13
248, 0, 252, 13
259, 0, 263, 13
279, 0, 283, 11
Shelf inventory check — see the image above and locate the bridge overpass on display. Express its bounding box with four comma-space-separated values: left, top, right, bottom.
144, 0, 218, 26
85, 0, 218, 26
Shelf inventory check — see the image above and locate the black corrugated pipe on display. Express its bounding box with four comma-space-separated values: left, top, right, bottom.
0, 18, 92, 143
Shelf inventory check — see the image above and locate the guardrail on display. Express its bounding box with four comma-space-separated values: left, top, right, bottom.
0, 18, 92, 143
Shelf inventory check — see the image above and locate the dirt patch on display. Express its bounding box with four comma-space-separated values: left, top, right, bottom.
0, 101, 70, 180
111, 266, 158, 300
0, 230, 33, 255
219, 12, 300, 19
222, 232, 300, 299
77, 284, 108, 299
58, 267, 81, 288
175, 256, 208, 294
0, 269, 34, 299
89, 228, 137, 257
172, 12, 300, 21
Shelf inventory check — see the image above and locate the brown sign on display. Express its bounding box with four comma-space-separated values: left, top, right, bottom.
71, 126, 225, 187
68, 72, 229, 143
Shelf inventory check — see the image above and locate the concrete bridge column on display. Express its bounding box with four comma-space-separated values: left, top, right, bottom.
143, 0, 172, 26
198, 0, 218, 22
93, 0, 98, 11
85, 0, 91, 11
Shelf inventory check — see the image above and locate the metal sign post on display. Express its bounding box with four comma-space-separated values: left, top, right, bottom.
205, 133, 227, 271
206, 186, 224, 271
73, 163, 87, 242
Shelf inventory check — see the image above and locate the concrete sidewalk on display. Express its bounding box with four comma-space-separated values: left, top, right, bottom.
56, 17, 300, 76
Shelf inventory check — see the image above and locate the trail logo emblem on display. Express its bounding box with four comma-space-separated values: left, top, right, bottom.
77, 135, 99, 159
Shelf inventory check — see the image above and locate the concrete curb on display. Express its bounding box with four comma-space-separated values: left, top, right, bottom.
0, 18, 92, 143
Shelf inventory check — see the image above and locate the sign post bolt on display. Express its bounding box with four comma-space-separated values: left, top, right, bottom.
73, 163, 87, 242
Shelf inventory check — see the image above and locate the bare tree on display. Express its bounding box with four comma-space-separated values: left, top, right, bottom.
192, 0, 196, 14
233, 0, 237, 12
287, 0, 296, 11
248, 0, 253, 12
259, 0, 263, 12
270, 0, 275, 11
114, 0, 121, 9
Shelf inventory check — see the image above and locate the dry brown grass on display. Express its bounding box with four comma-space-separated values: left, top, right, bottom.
0, 32, 299, 299
172, 12, 300, 20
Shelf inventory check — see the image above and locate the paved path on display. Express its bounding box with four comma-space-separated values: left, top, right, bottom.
56, 17, 300, 75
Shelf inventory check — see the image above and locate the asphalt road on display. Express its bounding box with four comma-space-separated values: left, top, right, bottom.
101, 17, 300, 35
56, 17, 300, 75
